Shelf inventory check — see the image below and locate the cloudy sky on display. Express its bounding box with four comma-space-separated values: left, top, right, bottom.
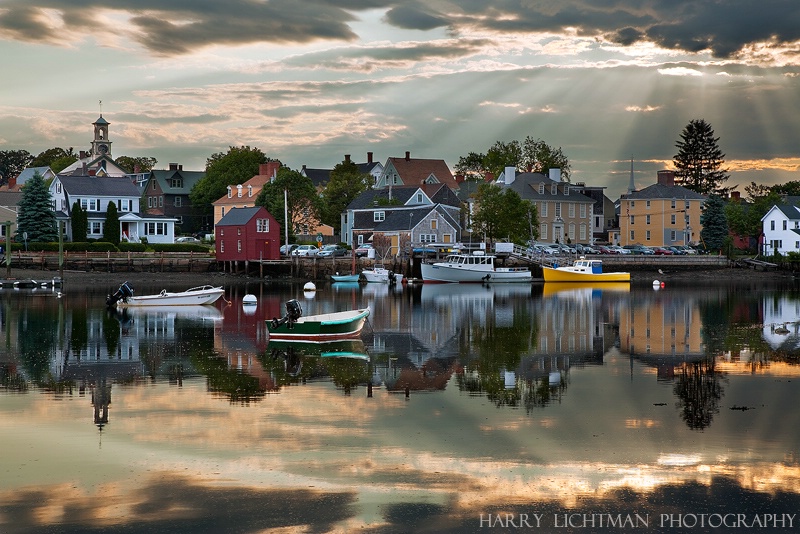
1, 0, 799, 197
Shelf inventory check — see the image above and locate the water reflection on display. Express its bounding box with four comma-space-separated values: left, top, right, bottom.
3, 281, 800, 531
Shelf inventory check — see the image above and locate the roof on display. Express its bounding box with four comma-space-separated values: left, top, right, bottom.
212, 174, 273, 206
56, 175, 141, 197
502, 172, 595, 203
94, 115, 109, 125
346, 186, 422, 210
150, 168, 205, 195
384, 157, 458, 189
625, 183, 707, 201
375, 205, 459, 232
0, 191, 22, 208
301, 167, 331, 188
17, 166, 54, 184
216, 206, 269, 226
357, 162, 381, 175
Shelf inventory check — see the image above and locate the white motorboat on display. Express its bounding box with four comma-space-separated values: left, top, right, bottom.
362, 265, 392, 283
420, 251, 532, 283
107, 282, 225, 307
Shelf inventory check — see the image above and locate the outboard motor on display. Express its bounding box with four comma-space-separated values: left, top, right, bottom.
270, 299, 303, 329
106, 282, 134, 307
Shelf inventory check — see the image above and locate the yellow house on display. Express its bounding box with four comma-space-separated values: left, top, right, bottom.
619, 171, 705, 247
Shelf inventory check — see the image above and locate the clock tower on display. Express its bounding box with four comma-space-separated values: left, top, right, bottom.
91, 114, 112, 158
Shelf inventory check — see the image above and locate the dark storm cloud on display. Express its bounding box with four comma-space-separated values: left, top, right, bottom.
1, 0, 798, 59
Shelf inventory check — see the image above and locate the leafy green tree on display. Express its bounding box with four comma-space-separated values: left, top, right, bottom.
321, 158, 372, 232
104, 201, 121, 244
725, 190, 780, 246
674, 119, 729, 195
453, 151, 487, 180
521, 136, 571, 181
115, 156, 158, 174
257, 167, 320, 237
699, 194, 728, 252
190, 146, 269, 213
0, 149, 33, 185
30, 147, 77, 172
483, 140, 522, 179
771, 180, 800, 197
471, 183, 538, 245
71, 201, 88, 242
17, 171, 58, 242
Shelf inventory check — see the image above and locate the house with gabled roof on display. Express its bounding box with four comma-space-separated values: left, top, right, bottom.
215, 206, 281, 263
342, 185, 461, 254
5, 167, 56, 191
212, 162, 281, 231
142, 163, 206, 233
50, 174, 176, 243
761, 196, 800, 255
497, 167, 596, 245
618, 171, 706, 247
376, 152, 459, 191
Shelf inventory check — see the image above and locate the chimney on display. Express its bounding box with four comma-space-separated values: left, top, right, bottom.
455, 174, 465, 183
345, 154, 351, 163
169, 163, 179, 171
730, 190, 741, 201
504, 166, 516, 185
405, 151, 410, 161
549, 168, 562, 182
484, 172, 494, 182
657, 170, 675, 186
367, 152, 373, 163
79, 150, 88, 159
8, 176, 16, 189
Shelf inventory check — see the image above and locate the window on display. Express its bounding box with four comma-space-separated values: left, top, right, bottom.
256, 218, 269, 232
646, 230, 651, 241
420, 234, 436, 242
564, 186, 570, 196
119, 199, 131, 212
237, 240, 242, 252
174, 196, 182, 207
374, 211, 385, 222
357, 235, 364, 245
685, 201, 690, 209
555, 203, 561, 218
630, 215, 634, 224
579, 224, 586, 241
80, 198, 99, 211
416, 193, 423, 203
671, 230, 677, 241
220, 229, 224, 236
541, 203, 548, 217
169, 178, 183, 188
646, 215, 651, 225
57, 183, 62, 193
646, 200, 650, 208
248, 185, 253, 197
670, 214, 675, 224
237, 227, 241, 235
580, 204, 586, 218
671, 199, 676, 208
568, 203, 575, 218
551, 184, 557, 195
771, 220, 775, 231
431, 219, 438, 230
91, 222, 102, 235
148, 197, 153, 208
630, 230, 635, 240
539, 183, 545, 194
237, 185, 242, 198
220, 241, 224, 253
152, 181, 157, 190
540, 223, 547, 238
145, 222, 167, 235
630, 201, 635, 208
221, 207, 225, 217
783, 220, 788, 230
227, 186, 232, 198
159, 196, 163, 207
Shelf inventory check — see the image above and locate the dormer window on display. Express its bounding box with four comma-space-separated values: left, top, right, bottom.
374, 211, 385, 222
227, 186, 232, 198
248, 185, 253, 197
237, 185, 242, 198
564, 186, 570, 196
539, 183, 545, 194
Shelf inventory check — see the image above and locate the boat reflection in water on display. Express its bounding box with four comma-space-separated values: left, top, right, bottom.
4, 282, 800, 532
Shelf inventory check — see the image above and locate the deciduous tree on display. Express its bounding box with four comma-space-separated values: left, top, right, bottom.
471, 183, 538, 245
115, 156, 158, 174
321, 158, 372, 233
17, 171, 58, 242
257, 167, 320, 239
674, 119, 729, 195
0, 149, 33, 185
190, 146, 269, 213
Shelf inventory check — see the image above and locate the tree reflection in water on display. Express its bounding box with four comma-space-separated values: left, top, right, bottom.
673, 358, 725, 430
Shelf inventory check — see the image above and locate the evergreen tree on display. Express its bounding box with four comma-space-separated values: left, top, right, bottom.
71, 201, 88, 242
699, 194, 728, 252
673, 119, 729, 195
17, 171, 58, 242
104, 201, 121, 244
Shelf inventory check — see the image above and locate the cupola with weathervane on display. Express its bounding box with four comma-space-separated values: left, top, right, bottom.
91, 114, 111, 158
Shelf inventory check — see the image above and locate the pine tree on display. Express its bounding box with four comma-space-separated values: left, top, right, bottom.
673, 119, 729, 195
699, 194, 728, 252
104, 201, 120, 244
17, 171, 58, 242
71, 201, 88, 242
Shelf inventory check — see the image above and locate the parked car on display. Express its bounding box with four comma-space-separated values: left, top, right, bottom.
292, 245, 319, 257
529, 244, 556, 255
355, 243, 374, 257
652, 247, 674, 255
576, 244, 598, 254
175, 236, 201, 244
317, 244, 348, 257
595, 245, 618, 254
667, 246, 687, 255
624, 244, 654, 255
610, 245, 631, 254
280, 244, 299, 256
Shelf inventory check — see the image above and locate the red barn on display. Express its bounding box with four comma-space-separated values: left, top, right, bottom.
215, 206, 281, 263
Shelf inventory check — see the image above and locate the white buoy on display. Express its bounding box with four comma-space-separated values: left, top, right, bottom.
652, 279, 661, 291
242, 294, 257, 305
303, 281, 316, 292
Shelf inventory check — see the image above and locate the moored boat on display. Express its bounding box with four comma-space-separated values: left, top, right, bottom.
267, 299, 370, 341
361, 265, 392, 283
420, 251, 532, 283
542, 257, 630, 283
331, 273, 361, 283
106, 282, 225, 307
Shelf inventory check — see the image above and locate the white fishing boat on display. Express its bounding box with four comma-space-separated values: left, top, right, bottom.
362, 265, 392, 283
420, 251, 532, 283
106, 282, 225, 307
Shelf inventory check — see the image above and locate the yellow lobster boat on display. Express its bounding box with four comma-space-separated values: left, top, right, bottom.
542, 257, 630, 283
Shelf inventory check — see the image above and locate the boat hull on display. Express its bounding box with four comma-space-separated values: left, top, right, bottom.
267, 339, 369, 360
362, 269, 389, 283
542, 266, 630, 283
266, 308, 370, 341
420, 263, 531, 283
117, 286, 225, 307
331, 274, 361, 283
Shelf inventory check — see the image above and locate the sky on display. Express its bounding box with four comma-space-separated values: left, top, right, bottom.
1, 1, 800, 199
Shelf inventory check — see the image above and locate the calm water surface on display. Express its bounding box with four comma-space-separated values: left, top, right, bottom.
2, 278, 800, 533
